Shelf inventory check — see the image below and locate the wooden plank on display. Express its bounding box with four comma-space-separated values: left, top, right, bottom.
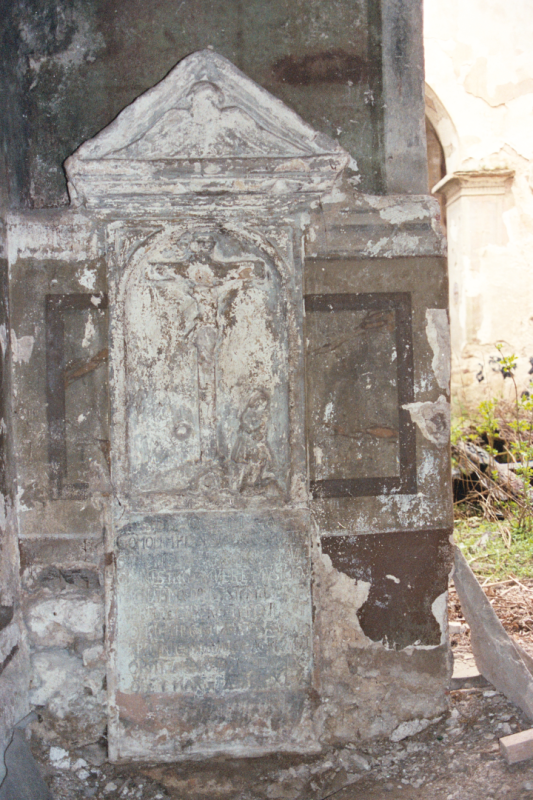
453, 547, 533, 720
499, 729, 533, 764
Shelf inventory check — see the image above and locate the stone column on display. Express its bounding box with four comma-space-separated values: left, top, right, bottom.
64, 50, 350, 762
381, 0, 428, 194
434, 170, 514, 387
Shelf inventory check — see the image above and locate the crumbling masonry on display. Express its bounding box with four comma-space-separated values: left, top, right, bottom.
0, 0, 452, 772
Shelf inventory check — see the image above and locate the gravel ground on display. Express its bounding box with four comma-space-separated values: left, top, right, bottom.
449, 577, 533, 665
27, 689, 533, 800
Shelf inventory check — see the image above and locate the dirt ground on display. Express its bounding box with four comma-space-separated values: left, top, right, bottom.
27, 579, 533, 800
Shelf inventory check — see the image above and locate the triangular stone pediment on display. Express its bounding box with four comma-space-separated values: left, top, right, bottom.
72, 50, 344, 161
65, 50, 352, 208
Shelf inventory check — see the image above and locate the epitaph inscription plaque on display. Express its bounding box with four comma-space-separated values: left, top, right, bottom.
110, 511, 312, 759
116, 512, 312, 695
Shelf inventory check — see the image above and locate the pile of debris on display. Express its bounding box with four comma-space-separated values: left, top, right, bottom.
13, 678, 533, 799
453, 440, 532, 515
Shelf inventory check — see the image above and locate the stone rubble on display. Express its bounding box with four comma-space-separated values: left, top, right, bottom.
23, 687, 533, 800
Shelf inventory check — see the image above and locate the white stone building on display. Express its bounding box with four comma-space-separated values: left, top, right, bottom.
424, 0, 533, 405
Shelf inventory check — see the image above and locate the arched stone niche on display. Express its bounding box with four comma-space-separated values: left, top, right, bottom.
115, 225, 292, 506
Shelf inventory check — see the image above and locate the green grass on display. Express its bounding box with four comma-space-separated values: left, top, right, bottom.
451, 371, 533, 583
454, 516, 533, 582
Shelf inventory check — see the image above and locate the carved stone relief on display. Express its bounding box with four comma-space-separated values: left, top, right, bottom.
64, 50, 351, 210
115, 226, 290, 506
108, 81, 313, 160
64, 49, 351, 760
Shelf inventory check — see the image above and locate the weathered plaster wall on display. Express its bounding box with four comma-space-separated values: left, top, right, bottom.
0, 0, 452, 770
4, 189, 452, 757
7, 215, 109, 750
304, 189, 452, 743
424, 0, 533, 402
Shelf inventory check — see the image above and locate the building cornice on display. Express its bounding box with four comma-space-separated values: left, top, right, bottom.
432, 169, 515, 205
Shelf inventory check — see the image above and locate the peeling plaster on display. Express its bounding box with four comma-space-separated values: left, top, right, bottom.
321, 189, 347, 205
386, 574, 400, 584
329, 561, 371, 612
317, 550, 373, 651
15, 486, 31, 513
78, 266, 97, 290
403, 395, 450, 447
363, 237, 389, 256
378, 203, 429, 225
11, 332, 34, 364
425, 309, 450, 391
363, 233, 424, 258
431, 591, 448, 646
82, 315, 96, 348
463, 56, 533, 109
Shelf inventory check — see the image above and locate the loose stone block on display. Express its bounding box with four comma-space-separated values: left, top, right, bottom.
25, 594, 103, 649
500, 729, 533, 765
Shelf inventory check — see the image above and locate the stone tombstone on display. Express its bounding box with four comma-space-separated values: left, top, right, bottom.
65, 51, 350, 760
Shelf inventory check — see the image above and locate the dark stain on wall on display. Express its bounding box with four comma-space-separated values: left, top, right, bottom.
321, 529, 453, 649
0, 644, 18, 677
31, 566, 101, 593
272, 51, 371, 86
0, 606, 14, 633
18, 537, 103, 575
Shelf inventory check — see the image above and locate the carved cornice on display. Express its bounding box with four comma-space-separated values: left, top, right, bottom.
432, 169, 515, 205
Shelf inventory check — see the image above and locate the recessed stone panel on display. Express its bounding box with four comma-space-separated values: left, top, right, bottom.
120, 228, 290, 502
305, 292, 416, 497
